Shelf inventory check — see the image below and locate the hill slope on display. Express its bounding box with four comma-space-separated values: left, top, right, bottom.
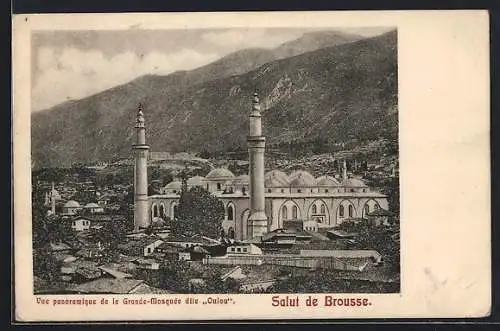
31, 30, 397, 168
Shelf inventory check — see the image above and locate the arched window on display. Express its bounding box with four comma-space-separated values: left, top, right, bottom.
242, 187, 246, 195
365, 204, 370, 215
292, 206, 298, 219
312, 204, 317, 214
172, 204, 178, 219
268, 189, 272, 193
320, 204, 326, 214
153, 205, 159, 217
348, 205, 354, 217
159, 204, 165, 217
339, 205, 344, 217
227, 204, 234, 221
217, 183, 221, 190
325, 189, 329, 193
282, 206, 288, 220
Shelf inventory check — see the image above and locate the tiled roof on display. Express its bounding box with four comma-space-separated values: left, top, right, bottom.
73, 214, 127, 222
367, 208, 395, 217
70, 278, 144, 294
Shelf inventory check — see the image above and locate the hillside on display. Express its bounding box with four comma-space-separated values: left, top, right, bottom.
127, 30, 364, 93
31, 30, 397, 168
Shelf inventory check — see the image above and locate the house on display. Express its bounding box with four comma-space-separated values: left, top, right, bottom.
83, 202, 104, 214
226, 243, 262, 255
50, 242, 72, 253
70, 214, 127, 232
118, 237, 164, 257
164, 234, 214, 248
239, 279, 276, 293
303, 220, 318, 232
188, 278, 206, 291
133, 258, 160, 270
60, 259, 103, 283
68, 278, 145, 294
97, 195, 113, 206
366, 208, 395, 226
325, 229, 358, 240
220, 266, 247, 282
261, 229, 296, 246
181, 246, 211, 262
71, 218, 92, 231
75, 242, 106, 259
155, 243, 185, 261
98, 266, 133, 279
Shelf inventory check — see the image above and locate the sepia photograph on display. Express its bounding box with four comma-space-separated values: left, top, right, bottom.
30, 26, 399, 296
13, 11, 490, 321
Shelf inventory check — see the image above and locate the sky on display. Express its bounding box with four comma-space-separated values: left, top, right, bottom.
31, 27, 393, 112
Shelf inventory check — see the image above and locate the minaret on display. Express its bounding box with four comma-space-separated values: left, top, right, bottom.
50, 182, 56, 215
247, 92, 268, 239
342, 160, 348, 182
133, 104, 150, 231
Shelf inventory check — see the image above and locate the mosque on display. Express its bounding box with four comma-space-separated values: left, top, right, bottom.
132, 94, 389, 241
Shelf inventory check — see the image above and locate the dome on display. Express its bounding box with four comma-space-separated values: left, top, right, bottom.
84, 202, 100, 208
316, 175, 341, 187
289, 170, 315, 183
233, 174, 249, 185
187, 176, 205, 187
265, 170, 290, 187
205, 168, 235, 180
165, 181, 182, 190
64, 200, 80, 208
289, 175, 315, 187
265, 170, 289, 183
343, 178, 368, 187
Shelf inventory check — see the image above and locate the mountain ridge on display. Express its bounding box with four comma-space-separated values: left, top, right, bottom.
32, 30, 397, 168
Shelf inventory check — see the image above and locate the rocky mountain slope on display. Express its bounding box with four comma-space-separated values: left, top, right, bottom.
31, 30, 397, 168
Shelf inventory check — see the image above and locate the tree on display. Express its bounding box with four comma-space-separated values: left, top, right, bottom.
176, 186, 225, 237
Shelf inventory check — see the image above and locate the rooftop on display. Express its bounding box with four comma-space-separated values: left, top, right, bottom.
69, 278, 144, 294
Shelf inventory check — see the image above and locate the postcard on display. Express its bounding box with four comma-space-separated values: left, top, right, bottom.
12, 10, 490, 321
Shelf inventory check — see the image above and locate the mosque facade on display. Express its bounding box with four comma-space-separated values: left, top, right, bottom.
134, 94, 389, 241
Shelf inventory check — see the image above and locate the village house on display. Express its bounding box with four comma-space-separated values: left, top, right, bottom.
163, 234, 215, 249
118, 237, 164, 257
366, 208, 395, 226
227, 243, 263, 255
68, 214, 126, 232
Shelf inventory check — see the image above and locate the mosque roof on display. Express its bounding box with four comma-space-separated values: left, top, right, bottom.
315, 176, 341, 187
343, 178, 368, 187
289, 175, 315, 187
265, 170, 289, 182
233, 174, 249, 185
84, 202, 100, 208
165, 181, 182, 190
187, 176, 205, 187
264, 170, 290, 187
289, 170, 315, 183
206, 168, 235, 180
64, 200, 81, 208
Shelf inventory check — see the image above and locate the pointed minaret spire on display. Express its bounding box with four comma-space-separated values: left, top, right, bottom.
342, 159, 348, 182
136, 103, 145, 126
50, 182, 56, 215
